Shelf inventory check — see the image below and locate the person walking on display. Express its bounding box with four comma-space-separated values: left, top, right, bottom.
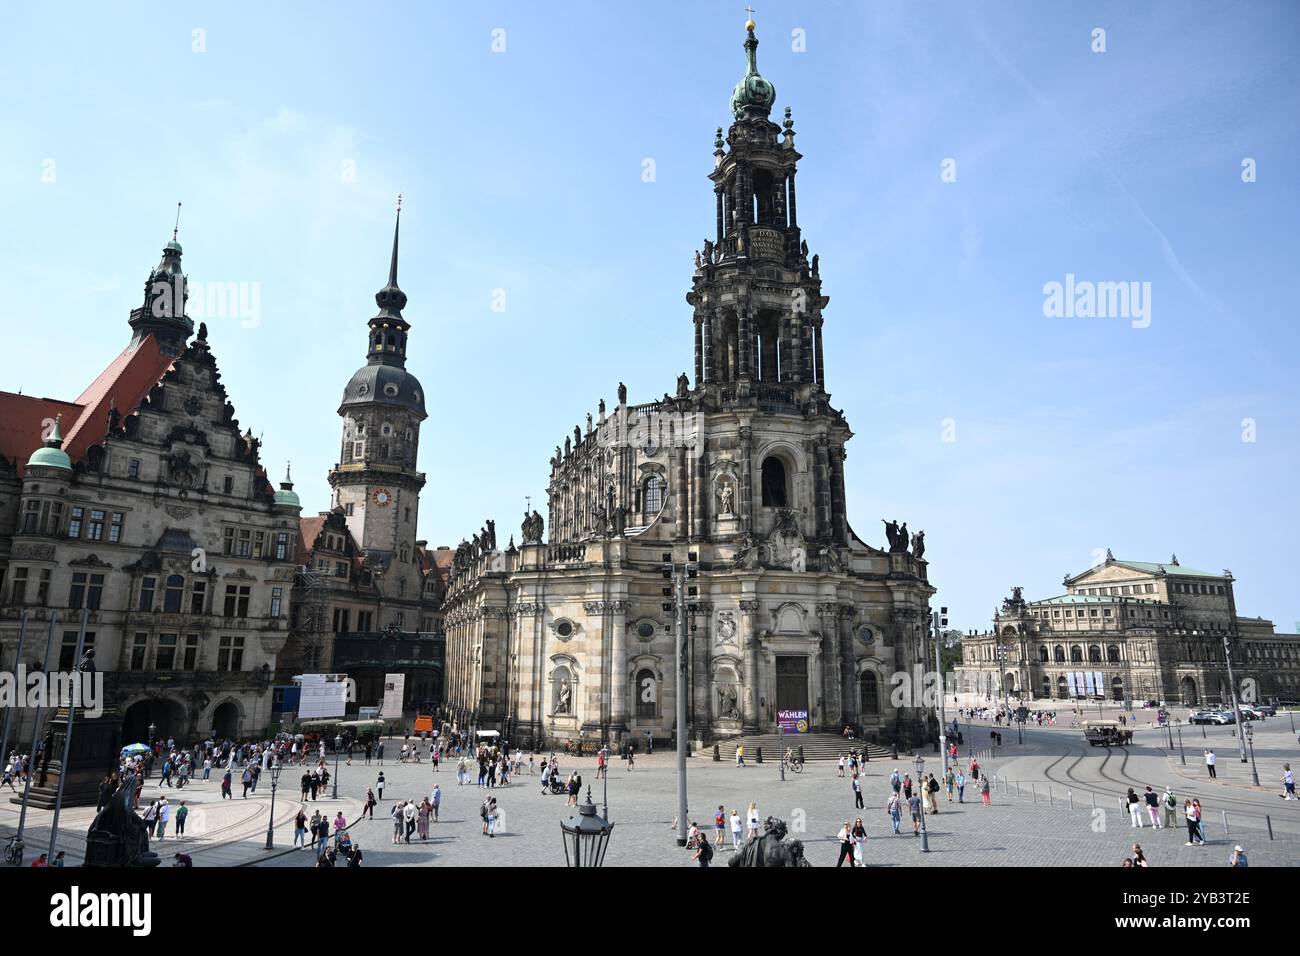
1184, 799, 1204, 846
294, 807, 308, 847
887, 792, 902, 834
1229, 845, 1248, 867
729, 808, 743, 849
1131, 843, 1149, 867
221, 770, 232, 799
956, 769, 967, 803
1126, 788, 1144, 828
889, 768, 901, 795
1143, 786, 1162, 828
902, 773, 913, 801
713, 806, 727, 847
363, 787, 376, 819
746, 801, 760, 840
1162, 787, 1178, 829
835, 821, 856, 867
309, 809, 322, 848
944, 766, 955, 802
1205, 749, 1217, 779
391, 802, 405, 845
174, 800, 187, 838
907, 792, 923, 835
852, 818, 867, 865
1282, 764, 1296, 800
376, 771, 385, 802
485, 796, 500, 837
156, 797, 170, 839
980, 773, 991, 805
1192, 799, 1206, 844
852, 773, 864, 809
735, 744, 745, 768
142, 800, 159, 836
402, 799, 416, 843
431, 783, 442, 822
927, 773, 941, 814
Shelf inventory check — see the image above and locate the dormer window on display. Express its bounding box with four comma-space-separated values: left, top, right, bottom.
384, 383, 399, 398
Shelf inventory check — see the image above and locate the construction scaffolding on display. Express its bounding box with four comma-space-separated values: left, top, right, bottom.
294, 565, 331, 672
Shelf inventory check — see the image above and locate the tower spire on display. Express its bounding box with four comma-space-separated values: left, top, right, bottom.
172, 201, 182, 241
373, 194, 408, 322
388, 193, 402, 287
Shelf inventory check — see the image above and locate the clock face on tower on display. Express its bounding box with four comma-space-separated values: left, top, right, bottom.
372, 488, 393, 507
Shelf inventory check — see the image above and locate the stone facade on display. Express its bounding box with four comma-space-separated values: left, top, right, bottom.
439, 23, 937, 749
0, 237, 299, 744
955, 554, 1300, 706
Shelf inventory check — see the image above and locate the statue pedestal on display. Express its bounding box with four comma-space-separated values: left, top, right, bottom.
15, 707, 120, 810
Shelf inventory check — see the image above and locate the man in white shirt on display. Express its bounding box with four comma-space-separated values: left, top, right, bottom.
1205, 749, 1217, 779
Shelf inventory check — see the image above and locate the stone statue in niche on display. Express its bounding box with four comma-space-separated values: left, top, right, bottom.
718, 480, 735, 516
554, 678, 572, 715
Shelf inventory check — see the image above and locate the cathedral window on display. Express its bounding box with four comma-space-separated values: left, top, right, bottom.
190, 581, 207, 614
760, 457, 788, 507
275, 532, 289, 561
87, 510, 105, 541
108, 512, 124, 543
156, 633, 178, 669
69, 572, 105, 611
68, 506, 83, 538
223, 527, 235, 555
163, 574, 184, 613
130, 633, 148, 670
139, 576, 156, 611
7, 567, 28, 605
643, 475, 665, 516
352, 441, 365, 460
223, 476, 234, 494
128, 458, 141, 479
223, 584, 251, 618
217, 636, 245, 671
182, 635, 198, 669
270, 586, 284, 618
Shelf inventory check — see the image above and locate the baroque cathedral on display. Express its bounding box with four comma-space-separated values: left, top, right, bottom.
439, 21, 936, 749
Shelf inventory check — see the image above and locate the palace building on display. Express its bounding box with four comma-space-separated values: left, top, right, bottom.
955, 553, 1300, 707
0, 232, 301, 743
438, 21, 937, 750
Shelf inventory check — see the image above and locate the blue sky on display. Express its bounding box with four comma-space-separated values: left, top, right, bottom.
1, 1, 1296, 632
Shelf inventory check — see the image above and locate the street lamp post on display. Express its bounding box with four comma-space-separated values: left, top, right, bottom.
914, 754, 929, 853
560, 785, 614, 866
1177, 725, 1186, 765
661, 551, 697, 848
1221, 632, 1249, 764
1244, 725, 1260, 787
332, 734, 341, 799
932, 607, 949, 770
264, 758, 283, 849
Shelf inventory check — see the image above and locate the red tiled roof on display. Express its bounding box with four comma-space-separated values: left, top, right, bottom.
0, 394, 83, 474
0, 335, 175, 478
296, 515, 328, 565
64, 337, 175, 464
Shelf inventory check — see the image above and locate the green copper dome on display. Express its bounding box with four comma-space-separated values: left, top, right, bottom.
28, 415, 72, 472
729, 22, 776, 121
274, 464, 301, 508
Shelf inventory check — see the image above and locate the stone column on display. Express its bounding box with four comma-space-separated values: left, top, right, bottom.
813, 437, 831, 539
693, 314, 703, 386
839, 606, 858, 727
608, 601, 629, 741
813, 318, 825, 388
789, 310, 802, 384
690, 445, 706, 541
715, 186, 724, 243
702, 309, 716, 384
738, 303, 753, 381
818, 603, 842, 731
692, 602, 713, 738
674, 445, 688, 541
738, 426, 754, 534
740, 599, 761, 733
830, 445, 848, 545
787, 170, 798, 228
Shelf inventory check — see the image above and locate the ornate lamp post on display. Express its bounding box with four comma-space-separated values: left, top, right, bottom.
264, 758, 282, 849
914, 753, 929, 853
559, 786, 613, 867
1244, 723, 1260, 787
332, 734, 342, 799
147, 722, 157, 777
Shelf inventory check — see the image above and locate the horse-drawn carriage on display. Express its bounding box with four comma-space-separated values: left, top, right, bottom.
1083, 720, 1133, 746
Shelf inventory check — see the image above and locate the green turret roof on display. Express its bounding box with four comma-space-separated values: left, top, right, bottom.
27, 414, 72, 472
274, 463, 301, 508
729, 20, 776, 121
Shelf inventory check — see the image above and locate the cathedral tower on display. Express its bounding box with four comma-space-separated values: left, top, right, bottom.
328, 199, 428, 615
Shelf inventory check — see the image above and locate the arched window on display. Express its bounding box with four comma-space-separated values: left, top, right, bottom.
1070, 645, 1083, 663
635, 668, 657, 719
163, 574, 184, 614
760, 457, 788, 507
643, 475, 665, 516
1056, 675, 1069, 699
1110, 676, 1124, 701
1054, 645, 1066, 663
1087, 644, 1102, 663
1038, 645, 1049, 662
1107, 644, 1121, 664
1041, 676, 1051, 698
859, 671, 879, 715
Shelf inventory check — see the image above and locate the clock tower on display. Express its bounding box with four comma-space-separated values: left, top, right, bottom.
327, 199, 428, 616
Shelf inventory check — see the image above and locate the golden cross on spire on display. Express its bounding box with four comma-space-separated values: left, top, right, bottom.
173, 201, 182, 240
396, 192, 403, 212
745, 5, 756, 26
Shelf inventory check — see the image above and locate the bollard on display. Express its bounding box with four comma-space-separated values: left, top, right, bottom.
1091, 792, 1095, 810
756, 747, 763, 764
1015, 780, 1020, 798
1069, 789, 1074, 810
1267, 814, 1274, 841
1048, 785, 1053, 806
798, 745, 805, 763
1031, 783, 1037, 803
1222, 810, 1229, 836
713, 743, 720, 762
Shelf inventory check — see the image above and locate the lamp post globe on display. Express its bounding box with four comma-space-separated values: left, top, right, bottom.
559, 786, 614, 867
